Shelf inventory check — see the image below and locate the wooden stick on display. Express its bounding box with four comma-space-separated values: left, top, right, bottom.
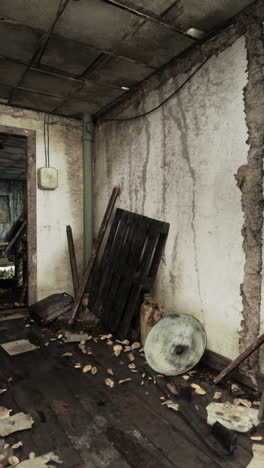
69, 185, 120, 325
66, 225, 79, 297
258, 388, 264, 421
213, 333, 264, 385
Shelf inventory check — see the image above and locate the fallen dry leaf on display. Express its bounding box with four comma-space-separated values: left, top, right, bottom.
139, 347, 144, 353
8, 456, 20, 465
128, 352, 134, 362
107, 368, 114, 375
4, 444, 9, 449
161, 400, 179, 411
116, 339, 129, 345
87, 350, 93, 355
213, 392, 223, 400
105, 378, 114, 388
58, 334, 63, 339
82, 349, 88, 354
142, 373, 146, 378
93, 338, 98, 343
29, 452, 35, 459
160, 396, 165, 400
124, 346, 132, 352
250, 436, 263, 441
231, 383, 244, 396
12, 441, 23, 449
49, 338, 57, 342
131, 342, 141, 350
91, 367, 97, 375
128, 363, 136, 369
182, 375, 190, 381
74, 363, 82, 369
107, 340, 113, 345
25, 324, 30, 328
191, 383, 206, 395
233, 398, 252, 408
118, 378, 132, 384
82, 365, 92, 373
62, 352, 72, 357
44, 342, 49, 347
113, 344, 122, 357
80, 340, 86, 345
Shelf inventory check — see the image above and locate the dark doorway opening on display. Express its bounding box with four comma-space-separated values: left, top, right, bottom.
0, 126, 36, 309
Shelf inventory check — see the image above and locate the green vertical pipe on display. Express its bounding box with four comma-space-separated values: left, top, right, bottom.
83, 113, 94, 265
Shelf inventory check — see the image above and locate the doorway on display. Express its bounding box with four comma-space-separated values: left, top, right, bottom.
0, 125, 36, 309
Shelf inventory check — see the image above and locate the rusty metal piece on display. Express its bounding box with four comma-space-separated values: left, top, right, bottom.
69, 185, 120, 325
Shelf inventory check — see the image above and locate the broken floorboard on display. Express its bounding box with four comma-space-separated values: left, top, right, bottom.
0, 315, 261, 467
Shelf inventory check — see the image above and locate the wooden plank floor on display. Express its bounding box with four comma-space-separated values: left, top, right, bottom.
0, 311, 259, 468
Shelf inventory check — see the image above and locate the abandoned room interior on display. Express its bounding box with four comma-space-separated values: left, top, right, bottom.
1, 0, 264, 467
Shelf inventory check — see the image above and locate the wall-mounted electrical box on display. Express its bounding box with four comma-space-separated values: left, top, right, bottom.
38, 167, 58, 190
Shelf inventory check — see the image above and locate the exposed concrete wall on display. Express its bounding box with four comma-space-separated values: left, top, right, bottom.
0, 105, 83, 300
94, 1, 264, 374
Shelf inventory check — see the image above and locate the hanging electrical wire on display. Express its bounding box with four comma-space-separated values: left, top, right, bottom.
43, 113, 50, 168
100, 55, 210, 123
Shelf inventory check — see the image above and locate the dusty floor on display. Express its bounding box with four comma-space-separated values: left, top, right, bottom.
0, 309, 263, 468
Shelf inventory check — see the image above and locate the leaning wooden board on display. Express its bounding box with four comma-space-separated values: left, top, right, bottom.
89, 208, 169, 338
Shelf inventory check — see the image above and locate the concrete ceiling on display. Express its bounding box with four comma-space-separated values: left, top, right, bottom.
0, 133, 26, 180
0, 0, 255, 119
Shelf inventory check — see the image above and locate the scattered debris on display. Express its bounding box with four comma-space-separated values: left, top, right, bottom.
161, 400, 179, 412
12, 441, 23, 449
113, 345, 122, 357
91, 367, 97, 375
8, 456, 20, 465
234, 398, 252, 408
250, 436, 263, 441
246, 443, 264, 468
213, 392, 223, 400
116, 339, 129, 345
231, 384, 244, 396
131, 342, 141, 350
105, 378, 114, 388
100, 334, 112, 340
107, 369, 114, 375
182, 375, 190, 381
15, 451, 62, 467
207, 402, 259, 432
82, 365, 92, 373
0, 389, 7, 394
62, 352, 72, 357
63, 332, 92, 343
128, 363, 136, 370
124, 346, 132, 352
191, 383, 206, 395
1, 340, 39, 356
74, 363, 82, 369
128, 353, 134, 362
0, 412, 34, 436
107, 340, 113, 345
28, 453, 35, 460
118, 378, 132, 384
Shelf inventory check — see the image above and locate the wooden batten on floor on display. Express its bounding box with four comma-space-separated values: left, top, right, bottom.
202, 349, 264, 390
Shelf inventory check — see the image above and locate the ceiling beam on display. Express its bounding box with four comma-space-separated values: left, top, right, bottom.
102, 0, 198, 40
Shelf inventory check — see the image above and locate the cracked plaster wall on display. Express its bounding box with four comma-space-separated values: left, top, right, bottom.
94, 1, 264, 373
0, 104, 83, 300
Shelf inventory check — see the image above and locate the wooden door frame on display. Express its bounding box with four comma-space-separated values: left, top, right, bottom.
0, 124, 37, 305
